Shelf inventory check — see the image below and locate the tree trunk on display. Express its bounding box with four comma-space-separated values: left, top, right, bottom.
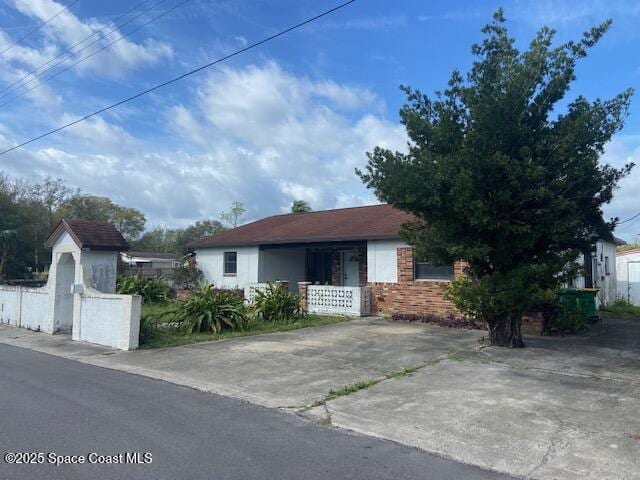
488, 311, 525, 348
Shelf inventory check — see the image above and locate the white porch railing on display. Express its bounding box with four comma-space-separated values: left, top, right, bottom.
244, 283, 270, 303
307, 285, 371, 316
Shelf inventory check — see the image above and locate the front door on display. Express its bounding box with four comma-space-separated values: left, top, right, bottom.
342, 251, 360, 287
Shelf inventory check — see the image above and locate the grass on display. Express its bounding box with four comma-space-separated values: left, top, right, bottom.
139, 302, 348, 349
325, 379, 380, 400
600, 300, 640, 318
319, 351, 463, 405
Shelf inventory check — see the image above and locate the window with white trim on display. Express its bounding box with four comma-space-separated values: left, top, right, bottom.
223, 251, 237, 275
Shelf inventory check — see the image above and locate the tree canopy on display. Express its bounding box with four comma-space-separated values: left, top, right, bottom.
220, 201, 246, 228
0, 172, 231, 279
291, 200, 312, 213
56, 194, 146, 241
358, 10, 633, 347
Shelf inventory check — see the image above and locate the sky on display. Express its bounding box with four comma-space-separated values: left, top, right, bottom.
0, 0, 639, 240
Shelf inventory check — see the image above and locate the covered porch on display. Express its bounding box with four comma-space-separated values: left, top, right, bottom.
247, 241, 371, 316
257, 241, 368, 292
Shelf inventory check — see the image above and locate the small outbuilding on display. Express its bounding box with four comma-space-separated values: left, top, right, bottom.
0, 219, 140, 350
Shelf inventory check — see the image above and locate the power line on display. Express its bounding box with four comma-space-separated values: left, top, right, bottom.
0, 0, 356, 156
0, 0, 154, 98
0, 0, 169, 104
0, 0, 81, 57
619, 211, 640, 225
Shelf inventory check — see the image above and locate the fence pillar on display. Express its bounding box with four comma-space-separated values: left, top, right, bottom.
297, 282, 311, 311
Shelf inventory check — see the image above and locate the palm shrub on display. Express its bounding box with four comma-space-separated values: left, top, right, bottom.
140, 276, 169, 303
172, 283, 247, 334
251, 283, 305, 323
116, 275, 169, 303
116, 275, 143, 295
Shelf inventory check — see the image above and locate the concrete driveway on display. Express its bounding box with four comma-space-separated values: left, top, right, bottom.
0, 318, 482, 409
1, 315, 639, 479
325, 315, 640, 480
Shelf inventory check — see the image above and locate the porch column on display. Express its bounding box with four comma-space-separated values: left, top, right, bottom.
297, 281, 311, 310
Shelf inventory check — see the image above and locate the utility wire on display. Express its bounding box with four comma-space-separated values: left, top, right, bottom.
0, 0, 81, 57
0, 0, 168, 103
0, 0, 356, 156
0, 0, 153, 97
619, 211, 640, 225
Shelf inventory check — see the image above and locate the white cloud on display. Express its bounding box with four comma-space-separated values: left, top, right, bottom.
0, 0, 172, 89
0, 61, 406, 227
601, 137, 640, 240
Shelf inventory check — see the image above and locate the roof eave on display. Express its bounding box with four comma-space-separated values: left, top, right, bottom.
189, 234, 402, 249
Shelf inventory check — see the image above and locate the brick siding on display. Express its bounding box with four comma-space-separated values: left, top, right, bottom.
369, 246, 465, 317
330, 246, 367, 287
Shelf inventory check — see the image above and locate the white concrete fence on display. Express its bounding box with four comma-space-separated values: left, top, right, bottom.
0, 284, 141, 350
245, 282, 371, 316
306, 285, 371, 316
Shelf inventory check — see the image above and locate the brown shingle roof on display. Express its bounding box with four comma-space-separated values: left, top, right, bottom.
187, 204, 414, 248
44, 219, 129, 251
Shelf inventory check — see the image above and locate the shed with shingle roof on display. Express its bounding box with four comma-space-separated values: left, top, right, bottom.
44, 219, 129, 251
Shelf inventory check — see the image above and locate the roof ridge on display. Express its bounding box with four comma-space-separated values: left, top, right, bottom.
268, 203, 391, 219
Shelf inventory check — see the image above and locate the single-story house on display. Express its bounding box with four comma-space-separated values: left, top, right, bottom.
120, 251, 180, 269
186, 204, 464, 317
616, 247, 640, 305
119, 251, 181, 285
186, 204, 620, 316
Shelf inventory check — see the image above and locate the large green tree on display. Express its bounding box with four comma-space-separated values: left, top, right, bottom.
134, 220, 225, 254
358, 11, 633, 347
56, 194, 146, 241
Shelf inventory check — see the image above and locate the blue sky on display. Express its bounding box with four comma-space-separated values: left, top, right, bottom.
0, 0, 639, 240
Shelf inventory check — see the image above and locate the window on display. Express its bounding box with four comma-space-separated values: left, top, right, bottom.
223, 251, 237, 275
604, 256, 610, 276
415, 262, 454, 281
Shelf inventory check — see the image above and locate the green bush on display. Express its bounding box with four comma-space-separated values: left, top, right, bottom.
549, 303, 588, 334
117, 275, 142, 295
171, 284, 247, 334
173, 262, 203, 290
251, 283, 305, 323
139, 314, 155, 344
116, 275, 169, 303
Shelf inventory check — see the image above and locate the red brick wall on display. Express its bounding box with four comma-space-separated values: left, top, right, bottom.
369, 246, 465, 317
330, 246, 367, 287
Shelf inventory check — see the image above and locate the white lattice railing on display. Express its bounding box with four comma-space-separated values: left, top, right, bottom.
306, 285, 371, 316
244, 283, 270, 303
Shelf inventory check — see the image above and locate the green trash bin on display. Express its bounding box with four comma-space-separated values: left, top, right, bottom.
557, 288, 598, 321
578, 288, 598, 319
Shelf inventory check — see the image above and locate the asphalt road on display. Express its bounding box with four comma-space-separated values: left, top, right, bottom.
0, 344, 511, 480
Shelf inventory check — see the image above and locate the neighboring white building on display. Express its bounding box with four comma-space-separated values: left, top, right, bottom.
616, 248, 640, 305
570, 238, 621, 306
120, 251, 180, 269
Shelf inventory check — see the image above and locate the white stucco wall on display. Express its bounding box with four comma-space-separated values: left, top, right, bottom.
195, 246, 260, 289
74, 293, 141, 350
0, 288, 19, 325
20, 290, 49, 330
573, 240, 618, 306
0, 286, 49, 331
81, 250, 118, 293
258, 249, 306, 293
1, 228, 140, 349
366, 240, 407, 283
617, 251, 640, 305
